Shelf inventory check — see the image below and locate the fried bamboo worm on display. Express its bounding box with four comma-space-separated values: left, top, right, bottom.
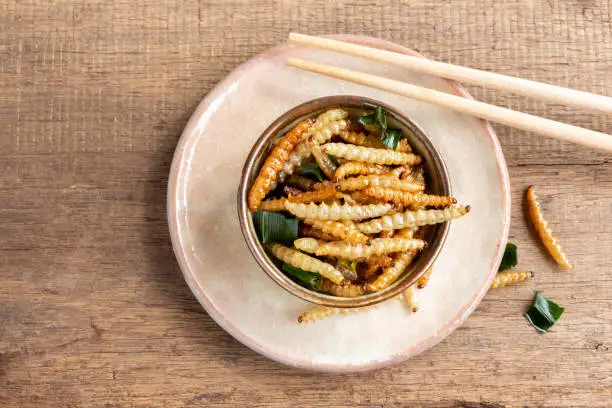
308, 137, 337, 179
286, 201, 394, 221
361, 254, 394, 280
358, 205, 471, 234
299, 223, 341, 241
349, 191, 380, 205
258, 198, 287, 212
490, 271, 533, 289
323, 143, 422, 165
333, 161, 389, 181
319, 278, 366, 297
275, 109, 348, 185
312, 180, 337, 191
417, 267, 433, 289
287, 187, 340, 203
287, 173, 316, 191
303, 219, 370, 244
400, 285, 419, 312
294, 237, 426, 260
248, 118, 314, 210
298, 303, 373, 323
337, 175, 425, 192
526, 186, 573, 269
337, 130, 386, 149
266, 243, 344, 284
307, 108, 349, 144
363, 187, 457, 207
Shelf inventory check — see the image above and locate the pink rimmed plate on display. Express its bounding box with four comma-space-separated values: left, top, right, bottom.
167, 35, 510, 372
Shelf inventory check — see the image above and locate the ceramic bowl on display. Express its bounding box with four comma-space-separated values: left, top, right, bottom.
237, 95, 452, 308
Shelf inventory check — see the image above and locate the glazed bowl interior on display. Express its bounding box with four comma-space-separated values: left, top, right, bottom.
238, 95, 451, 308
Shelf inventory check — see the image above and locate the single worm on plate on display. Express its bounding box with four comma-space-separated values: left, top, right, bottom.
400, 285, 419, 312
297, 302, 372, 323
323, 143, 422, 165
266, 243, 344, 284
285, 201, 394, 221
308, 137, 337, 179
363, 187, 457, 208
526, 185, 573, 269
348, 190, 380, 205
490, 271, 533, 289
248, 118, 314, 210
294, 237, 426, 260
357, 205, 471, 234
337, 175, 425, 192
303, 218, 370, 244
333, 161, 389, 181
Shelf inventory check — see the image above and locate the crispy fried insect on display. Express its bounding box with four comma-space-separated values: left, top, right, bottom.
308, 137, 337, 179
299, 223, 341, 241
287, 173, 316, 191
307, 108, 349, 144
417, 267, 433, 289
266, 243, 344, 284
366, 229, 419, 292
337, 175, 425, 192
526, 186, 573, 269
298, 303, 374, 323
258, 198, 287, 212
349, 191, 380, 205
337, 130, 386, 149
491, 271, 533, 289
303, 219, 370, 244
319, 278, 366, 297
287, 187, 339, 204
323, 143, 422, 165
276, 141, 312, 186
333, 161, 389, 181
283, 185, 302, 196
400, 285, 419, 312
285, 201, 394, 221
361, 254, 394, 280
248, 118, 314, 210
358, 205, 471, 234
294, 237, 426, 260
363, 187, 457, 207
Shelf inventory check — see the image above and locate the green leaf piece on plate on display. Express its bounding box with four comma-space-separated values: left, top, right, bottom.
252, 211, 298, 245
499, 243, 518, 271
282, 263, 321, 290
525, 292, 565, 333
298, 162, 325, 182
358, 112, 377, 126
381, 128, 402, 150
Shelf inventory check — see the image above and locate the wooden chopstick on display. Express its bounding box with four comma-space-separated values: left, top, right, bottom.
286, 57, 612, 152
289, 33, 612, 114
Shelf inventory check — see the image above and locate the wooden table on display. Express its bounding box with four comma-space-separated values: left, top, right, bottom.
1, 1, 610, 407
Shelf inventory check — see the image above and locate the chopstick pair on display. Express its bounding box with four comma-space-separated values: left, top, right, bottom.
287, 33, 612, 152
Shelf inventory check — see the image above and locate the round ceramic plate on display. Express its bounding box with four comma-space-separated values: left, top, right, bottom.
168, 35, 510, 372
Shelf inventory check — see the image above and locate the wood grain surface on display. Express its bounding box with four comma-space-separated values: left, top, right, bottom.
1, 1, 611, 407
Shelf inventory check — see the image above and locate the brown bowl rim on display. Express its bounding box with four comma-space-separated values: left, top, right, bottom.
237, 95, 451, 308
